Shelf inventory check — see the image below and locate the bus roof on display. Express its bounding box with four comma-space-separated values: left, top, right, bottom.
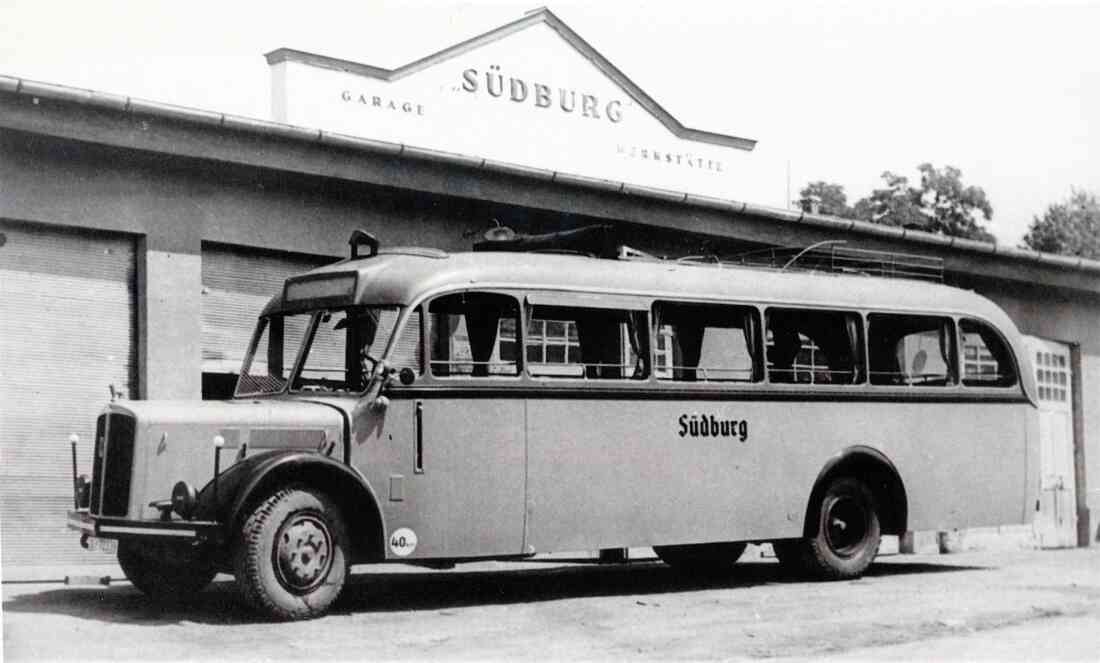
264, 249, 1019, 329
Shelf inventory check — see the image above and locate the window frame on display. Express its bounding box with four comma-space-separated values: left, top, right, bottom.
523, 298, 650, 381
763, 306, 867, 387
650, 300, 764, 384
866, 313, 959, 388
957, 317, 1020, 389
286, 305, 404, 395
425, 290, 525, 380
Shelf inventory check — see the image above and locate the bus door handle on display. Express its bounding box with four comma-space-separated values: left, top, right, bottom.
414, 400, 424, 474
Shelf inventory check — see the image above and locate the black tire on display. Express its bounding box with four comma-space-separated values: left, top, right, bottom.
774, 477, 880, 580
653, 542, 747, 573
233, 485, 349, 621
117, 540, 216, 602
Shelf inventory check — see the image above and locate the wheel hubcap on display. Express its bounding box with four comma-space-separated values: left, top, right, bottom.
825, 496, 868, 557
274, 514, 333, 593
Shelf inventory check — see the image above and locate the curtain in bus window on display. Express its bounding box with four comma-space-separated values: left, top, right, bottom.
767, 324, 801, 383
466, 299, 501, 377
576, 310, 624, 379
429, 293, 519, 377
654, 303, 758, 383
867, 314, 955, 386
674, 322, 704, 382
626, 311, 647, 379
938, 319, 956, 382
741, 309, 760, 382
430, 311, 453, 377
844, 316, 862, 383
767, 309, 862, 385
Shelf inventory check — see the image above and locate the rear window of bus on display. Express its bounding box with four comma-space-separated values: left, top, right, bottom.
959, 318, 1017, 387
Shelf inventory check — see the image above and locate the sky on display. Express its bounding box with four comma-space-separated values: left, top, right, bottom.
2, 0, 1097, 246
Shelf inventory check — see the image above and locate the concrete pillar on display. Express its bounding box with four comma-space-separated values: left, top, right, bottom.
137, 240, 202, 400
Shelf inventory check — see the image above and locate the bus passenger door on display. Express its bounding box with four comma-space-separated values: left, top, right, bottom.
392, 291, 527, 559
1024, 336, 1078, 548
409, 397, 527, 557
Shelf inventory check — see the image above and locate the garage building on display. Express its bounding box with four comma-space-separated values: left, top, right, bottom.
1, 8, 1095, 569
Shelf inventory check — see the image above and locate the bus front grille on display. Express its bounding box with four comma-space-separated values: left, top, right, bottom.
90, 412, 136, 517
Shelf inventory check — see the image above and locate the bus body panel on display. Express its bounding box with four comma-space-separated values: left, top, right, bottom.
868, 401, 1034, 532
524, 396, 1036, 553
357, 397, 527, 559
525, 397, 799, 550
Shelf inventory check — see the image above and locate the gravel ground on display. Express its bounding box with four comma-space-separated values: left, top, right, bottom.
4, 546, 1100, 661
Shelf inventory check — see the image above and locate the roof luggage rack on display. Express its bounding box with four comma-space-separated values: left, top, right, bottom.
725, 241, 944, 283
621, 240, 943, 283
473, 224, 616, 257
472, 224, 943, 283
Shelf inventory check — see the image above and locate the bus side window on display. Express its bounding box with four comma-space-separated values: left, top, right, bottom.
526, 305, 648, 379
652, 302, 761, 382
428, 293, 520, 377
388, 307, 422, 375
765, 308, 864, 385
868, 314, 956, 386
959, 319, 1017, 387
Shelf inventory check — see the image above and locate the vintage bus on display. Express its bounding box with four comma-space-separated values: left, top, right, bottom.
68, 229, 1040, 620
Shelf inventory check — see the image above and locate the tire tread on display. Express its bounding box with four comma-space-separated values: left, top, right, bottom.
234, 485, 348, 621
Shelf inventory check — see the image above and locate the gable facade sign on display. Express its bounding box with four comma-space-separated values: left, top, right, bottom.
267, 9, 756, 199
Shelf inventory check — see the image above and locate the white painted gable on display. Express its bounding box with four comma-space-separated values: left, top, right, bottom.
269, 11, 756, 199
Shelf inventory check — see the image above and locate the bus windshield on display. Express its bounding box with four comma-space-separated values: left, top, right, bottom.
236, 306, 401, 396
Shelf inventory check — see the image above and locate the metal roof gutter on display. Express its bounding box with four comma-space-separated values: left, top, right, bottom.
3, 73, 1097, 276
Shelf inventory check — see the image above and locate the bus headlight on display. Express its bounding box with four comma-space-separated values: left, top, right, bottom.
75, 475, 91, 508
171, 481, 198, 520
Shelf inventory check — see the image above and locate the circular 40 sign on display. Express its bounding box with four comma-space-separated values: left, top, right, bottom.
388, 527, 418, 557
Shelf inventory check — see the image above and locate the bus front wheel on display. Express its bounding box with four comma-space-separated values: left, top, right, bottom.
233, 485, 349, 621
775, 476, 880, 580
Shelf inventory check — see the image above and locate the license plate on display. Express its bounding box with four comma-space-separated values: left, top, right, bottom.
86, 536, 117, 554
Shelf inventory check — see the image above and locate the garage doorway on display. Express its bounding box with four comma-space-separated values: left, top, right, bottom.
0, 220, 136, 566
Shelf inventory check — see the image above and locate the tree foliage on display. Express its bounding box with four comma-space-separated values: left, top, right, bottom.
796, 181, 856, 218
797, 164, 995, 242
1021, 189, 1100, 258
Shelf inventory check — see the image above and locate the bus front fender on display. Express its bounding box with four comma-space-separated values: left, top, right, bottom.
197, 449, 386, 561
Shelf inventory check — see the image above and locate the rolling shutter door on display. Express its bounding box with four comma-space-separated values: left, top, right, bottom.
0, 221, 136, 566
201, 244, 335, 395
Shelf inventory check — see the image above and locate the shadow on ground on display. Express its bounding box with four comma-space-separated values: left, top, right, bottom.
2, 557, 986, 626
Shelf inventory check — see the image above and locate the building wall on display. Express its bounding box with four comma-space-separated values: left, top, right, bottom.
967, 277, 1100, 538
3, 123, 1099, 562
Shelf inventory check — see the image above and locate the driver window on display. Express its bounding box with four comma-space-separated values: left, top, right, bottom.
292, 307, 399, 392
429, 292, 520, 377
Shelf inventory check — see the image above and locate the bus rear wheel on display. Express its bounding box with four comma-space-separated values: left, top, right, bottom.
233, 485, 349, 621
653, 542, 747, 573
775, 476, 880, 580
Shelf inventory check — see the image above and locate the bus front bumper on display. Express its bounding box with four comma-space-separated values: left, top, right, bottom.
67, 509, 222, 544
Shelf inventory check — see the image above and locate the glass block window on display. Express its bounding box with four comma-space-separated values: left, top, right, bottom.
1035, 350, 1069, 402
